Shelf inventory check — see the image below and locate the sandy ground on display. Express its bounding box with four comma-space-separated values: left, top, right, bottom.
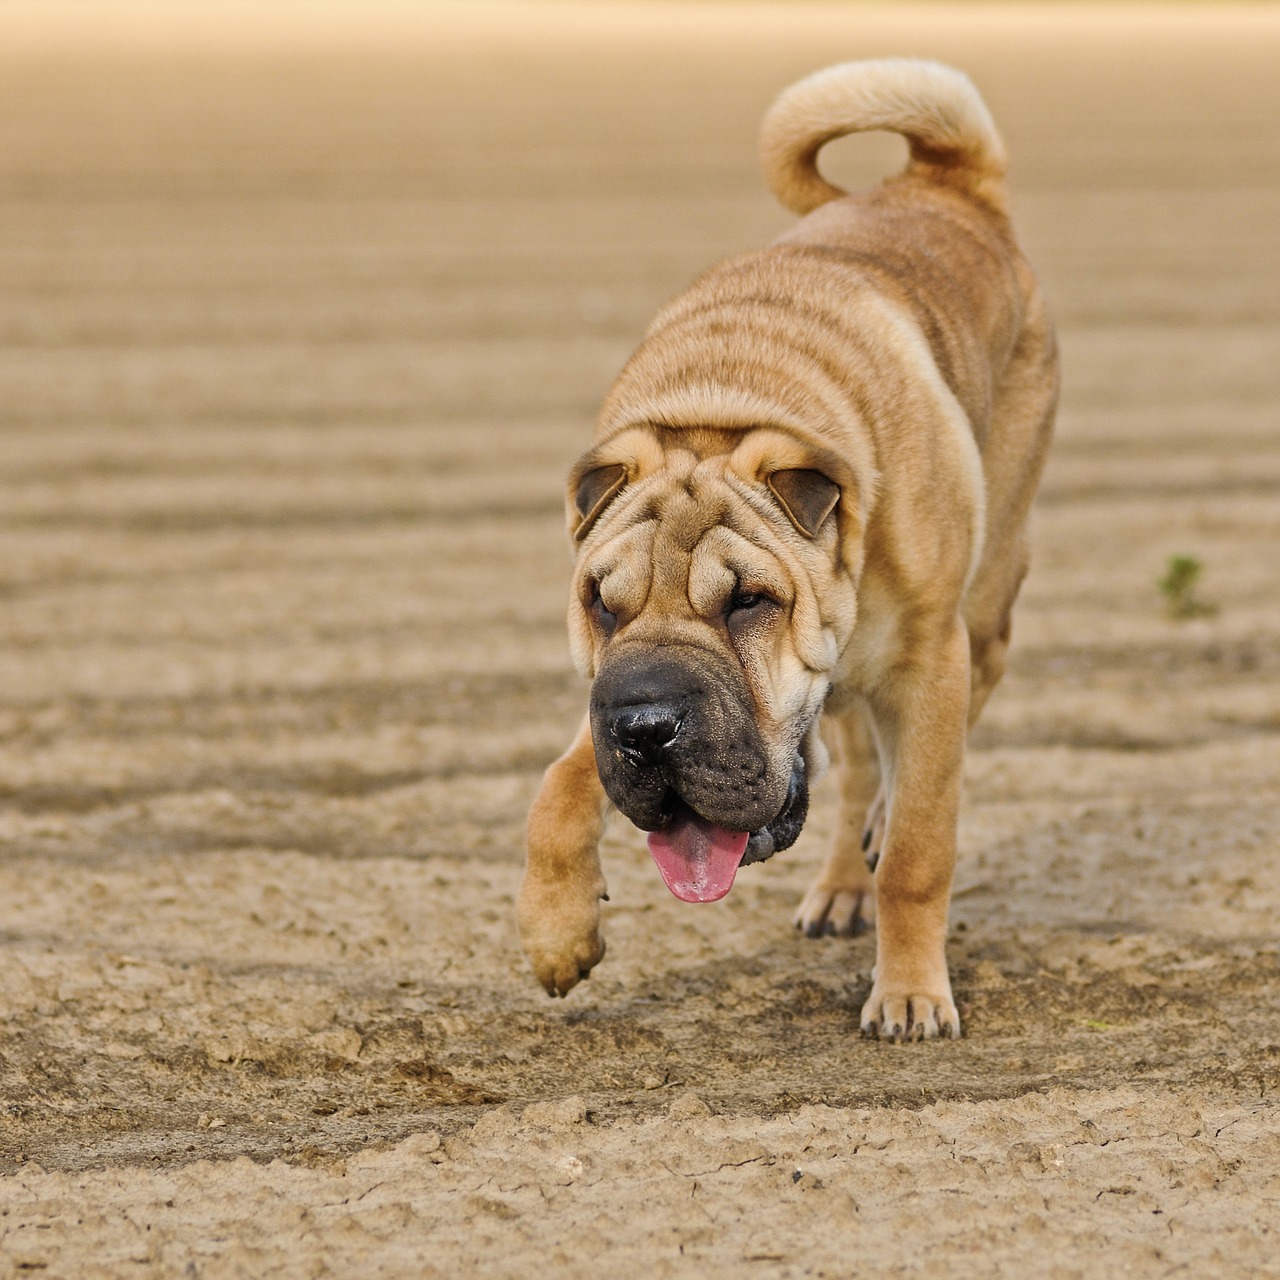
0, 2, 1278, 1276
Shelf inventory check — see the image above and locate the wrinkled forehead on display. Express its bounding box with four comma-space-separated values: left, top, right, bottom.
585, 454, 795, 615
608, 446, 778, 552
647, 450, 734, 545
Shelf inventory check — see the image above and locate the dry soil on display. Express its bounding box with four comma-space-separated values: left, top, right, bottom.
0, 3, 1278, 1277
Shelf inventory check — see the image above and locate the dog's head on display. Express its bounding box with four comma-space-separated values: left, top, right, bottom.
566, 423, 863, 901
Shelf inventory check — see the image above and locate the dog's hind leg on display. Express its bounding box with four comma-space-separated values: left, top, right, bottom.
517, 714, 610, 997
962, 289, 1058, 728
966, 598, 1017, 727
794, 701, 880, 937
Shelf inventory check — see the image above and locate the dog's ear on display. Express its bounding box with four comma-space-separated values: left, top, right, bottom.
571, 462, 627, 542
767, 468, 841, 538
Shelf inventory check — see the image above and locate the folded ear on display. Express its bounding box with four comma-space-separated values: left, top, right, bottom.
571, 461, 627, 542
767, 467, 841, 538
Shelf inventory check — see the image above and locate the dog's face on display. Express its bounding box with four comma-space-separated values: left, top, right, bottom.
566, 424, 861, 901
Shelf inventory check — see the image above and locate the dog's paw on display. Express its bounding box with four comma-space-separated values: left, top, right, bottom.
793, 879, 874, 938
859, 981, 960, 1042
516, 877, 606, 998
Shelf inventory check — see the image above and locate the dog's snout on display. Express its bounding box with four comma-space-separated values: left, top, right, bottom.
589, 644, 784, 833
611, 702, 684, 765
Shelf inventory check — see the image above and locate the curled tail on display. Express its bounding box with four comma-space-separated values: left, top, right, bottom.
760, 58, 1008, 216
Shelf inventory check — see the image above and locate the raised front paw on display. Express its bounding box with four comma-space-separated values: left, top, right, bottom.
516, 876, 606, 998
860, 979, 960, 1042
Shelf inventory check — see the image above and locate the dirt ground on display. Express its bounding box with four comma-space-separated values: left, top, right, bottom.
0, 2, 1278, 1276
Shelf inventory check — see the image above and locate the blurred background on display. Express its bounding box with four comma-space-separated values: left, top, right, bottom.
0, 0, 1278, 1172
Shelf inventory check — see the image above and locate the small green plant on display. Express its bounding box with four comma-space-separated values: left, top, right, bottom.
1158, 554, 1216, 620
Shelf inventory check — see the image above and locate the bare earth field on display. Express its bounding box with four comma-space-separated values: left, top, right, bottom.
0, 2, 1278, 1275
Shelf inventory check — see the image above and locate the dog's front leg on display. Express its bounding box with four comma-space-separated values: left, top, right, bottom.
517, 713, 609, 997
861, 616, 970, 1041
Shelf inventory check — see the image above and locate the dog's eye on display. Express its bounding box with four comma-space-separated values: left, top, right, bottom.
728, 590, 772, 615
587, 580, 618, 635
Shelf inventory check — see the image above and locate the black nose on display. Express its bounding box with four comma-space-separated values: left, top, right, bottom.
611, 702, 684, 766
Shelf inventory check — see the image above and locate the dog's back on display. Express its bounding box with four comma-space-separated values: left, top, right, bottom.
598, 60, 1052, 465
764, 60, 1048, 440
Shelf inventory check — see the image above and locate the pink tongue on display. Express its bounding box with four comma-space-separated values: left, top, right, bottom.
647, 813, 750, 903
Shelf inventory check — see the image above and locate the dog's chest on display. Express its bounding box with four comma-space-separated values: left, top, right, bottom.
834, 574, 907, 694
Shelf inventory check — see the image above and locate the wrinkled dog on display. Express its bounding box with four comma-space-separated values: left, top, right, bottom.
518, 59, 1057, 1041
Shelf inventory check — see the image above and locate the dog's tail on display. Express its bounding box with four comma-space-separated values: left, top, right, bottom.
760, 58, 1008, 217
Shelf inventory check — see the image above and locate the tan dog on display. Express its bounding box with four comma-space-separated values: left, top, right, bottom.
517, 59, 1057, 1041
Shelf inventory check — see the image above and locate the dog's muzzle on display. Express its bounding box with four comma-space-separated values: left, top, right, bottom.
589, 646, 811, 903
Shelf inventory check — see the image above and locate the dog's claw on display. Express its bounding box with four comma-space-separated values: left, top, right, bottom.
794, 882, 873, 939
857, 790, 888, 875
860, 987, 960, 1042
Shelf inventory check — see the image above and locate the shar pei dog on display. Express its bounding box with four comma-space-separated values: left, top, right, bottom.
517, 58, 1057, 1041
